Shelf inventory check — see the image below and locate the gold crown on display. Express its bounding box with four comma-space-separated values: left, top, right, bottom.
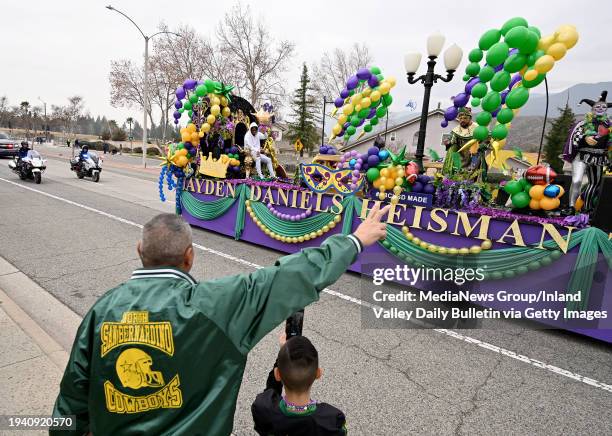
198, 152, 230, 178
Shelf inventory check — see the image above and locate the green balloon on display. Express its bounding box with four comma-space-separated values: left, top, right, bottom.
370, 116, 379, 126
463, 74, 471, 81
491, 124, 508, 140
496, 107, 514, 124
364, 124, 373, 133
482, 91, 502, 112
479, 29, 501, 51
188, 110, 193, 117
358, 108, 369, 118
189, 94, 199, 104
504, 180, 522, 195
465, 62, 481, 77
522, 71, 546, 89
195, 84, 207, 97
376, 74, 384, 82
505, 86, 530, 109
346, 125, 356, 136
501, 17, 529, 36
490, 70, 511, 92
523, 181, 533, 192
511, 191, 530, 208
471, 97, 481, 107
204, 79, 215, 93
486, 41, 510, 67
468, 48, 484, 63
376, 106, 387, 118
478, 65, 496, 83
527, 50, 545, 66
473, 125, 489, 141
471, 83, 488, 99
382, 94, 393, 107
528, 26, 541, 39
183, 101, 192, 110
504, 26, 529, 49
366, 167, 380, 182
504, 53, 528, 73
178, 108, 185, 113
350, 116, 360, 127
518, 31, 539, 55
476, 111, 492, 126
370, 66, 381, 75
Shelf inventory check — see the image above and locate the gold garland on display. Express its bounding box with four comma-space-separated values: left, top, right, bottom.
401, 226, 492, 255
245, 200, 341, 244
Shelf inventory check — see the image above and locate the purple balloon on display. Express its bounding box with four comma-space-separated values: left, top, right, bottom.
175, 86, 186, 100
173, 111, 181, 119
441, 119, 449, 128
465, 77, 480, 94
368, 146, 379, 156
357, 118, 365, 127
491, 107, 501, 117
423, 183, 435, 194
500, 90, 509, 104
453, 93, 469, 108
509, 48, 519, 56
352, 170, 360, 177
183, 78, 197, 90
494, 64, 504, 72
360, 153, 369, 162
509, 73, 522, 90
357, 68, 372, 80
347, 75, 359, 90
367, 108, 377, 119
174, 100, 182, 109
412, 181, 424, 193
334, 97, 345, 108
340, 88, 350, 99
367, 155, 380, 166
368, 75, 379, 88
174, 119, 179, 125
343, 122, 350, 129
444, 106, 459, 121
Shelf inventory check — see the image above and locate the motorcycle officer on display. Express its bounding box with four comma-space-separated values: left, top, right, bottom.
17, 142, 30, 171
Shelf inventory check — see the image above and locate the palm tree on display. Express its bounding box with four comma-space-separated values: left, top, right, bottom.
20, 101, 31, 139
126, 117, 134, 151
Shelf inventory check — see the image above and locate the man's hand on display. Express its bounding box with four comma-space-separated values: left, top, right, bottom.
585, 136, 598, 146
278, 331, 287, 347
353, 202, 390, 247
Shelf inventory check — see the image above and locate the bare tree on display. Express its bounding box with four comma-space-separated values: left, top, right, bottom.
109, 59, 155, 131
312, 43, 373, 100
0, 96, 9, 127
217, 3, 295, 108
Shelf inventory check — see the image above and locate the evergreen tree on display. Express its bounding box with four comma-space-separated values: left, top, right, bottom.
544, 103, 575, 174
286, 63, 319, 155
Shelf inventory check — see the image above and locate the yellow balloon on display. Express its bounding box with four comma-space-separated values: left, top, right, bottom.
180, 127, 187, 135
387, 76, 397, 87
537, 34, 556, 52
350, 94, 362, 105
181, 133, 190, 143
222, 106, 231, 117
547, 43, 567, 61
186, 123, 196, 133
190, 132, 200, 143
378, 192, 386, 200
362, 88, 372, 97
373, 178, 382, 189
575, 196, 584, 211
338, 114, 348, 124
361, 97, 371, 108
534, 54, 555, 74
539, 197, 560, 211
529, 185, 545, 201
212, 97, 221, 106
202, 123, 211, 133
332, 124, 342, 135
355, 104, 362, 113
523, 69, 538, 81
393, 185, 402, 195
342, 104, 354, 116
380, 168, 390, 177
207, 114, 216, 125
211, 105, 221, 116
220, 96, 228, 107
175, 155, 188, 167
529, 199, 541, 210
370, 90, 381, 102
379, 82, 391, 95
556, 28, 579, 50
384, 177, 395, 190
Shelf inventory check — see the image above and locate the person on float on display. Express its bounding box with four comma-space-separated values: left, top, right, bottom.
442, 107, 477, 175
244, 122, 275, 178
563, 91, 612, 214
51, 207, 389, 436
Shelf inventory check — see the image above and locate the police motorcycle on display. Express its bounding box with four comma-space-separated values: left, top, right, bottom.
8, 145, 47, 184
70, 148, 102, 182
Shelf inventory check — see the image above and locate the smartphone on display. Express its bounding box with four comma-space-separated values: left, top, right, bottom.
285, 309, 304, 338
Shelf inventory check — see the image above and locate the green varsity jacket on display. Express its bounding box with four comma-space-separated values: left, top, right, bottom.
51, 234, 361, 436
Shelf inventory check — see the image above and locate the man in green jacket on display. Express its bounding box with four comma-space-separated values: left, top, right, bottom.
52, 205, 389, 436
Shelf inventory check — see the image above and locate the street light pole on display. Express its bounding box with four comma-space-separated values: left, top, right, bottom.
105, 5, 182, 168
404, 34, 462, 172
37, 97, 47, 143
321, 97, 334, 146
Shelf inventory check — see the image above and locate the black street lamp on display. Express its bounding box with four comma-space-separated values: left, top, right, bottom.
404, 32, 463, 172
321, 97, 335, 147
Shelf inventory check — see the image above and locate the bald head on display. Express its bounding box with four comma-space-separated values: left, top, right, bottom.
138, 214, 194, 270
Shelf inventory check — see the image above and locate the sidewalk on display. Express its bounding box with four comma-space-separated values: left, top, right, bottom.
0, 257, 80, 435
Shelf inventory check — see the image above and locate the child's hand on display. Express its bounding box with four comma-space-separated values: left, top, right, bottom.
279, 331, 287, 347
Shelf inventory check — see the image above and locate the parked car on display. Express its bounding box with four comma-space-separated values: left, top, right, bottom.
0, 132, 19, 157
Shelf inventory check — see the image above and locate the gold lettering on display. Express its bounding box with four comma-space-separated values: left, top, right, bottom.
249, 185, 261, 201
411, 206, 425, 229
262, 188, 275, 205
359, 199, 378, 219
314, 193, 329, 213
537, 224, 574, 254
290, 189, 299, 208
330, 195, 344, 215
300, 191, 313, 210
225, 182, 235, 198
427, 208, 449, 232
387, 203, 407, 226
184, 178, 195, 193
451, 212, 491, 240
277, 189, 290, 207
215, 181, 224, 197
195, 178, 203, 194
496, 220, 526, 246
204, 180, 215, 195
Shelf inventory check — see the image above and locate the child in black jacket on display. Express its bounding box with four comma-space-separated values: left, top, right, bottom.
251, 334, 347, 435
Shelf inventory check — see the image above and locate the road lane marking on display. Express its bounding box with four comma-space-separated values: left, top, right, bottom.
1, 176, 611, 394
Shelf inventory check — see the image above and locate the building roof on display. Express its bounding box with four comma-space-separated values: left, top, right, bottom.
339, 108, 445, 151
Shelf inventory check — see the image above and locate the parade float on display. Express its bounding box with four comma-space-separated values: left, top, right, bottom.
160, 18, 611, 343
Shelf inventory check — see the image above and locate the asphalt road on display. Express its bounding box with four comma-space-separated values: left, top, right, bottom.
0, 153, 610, 435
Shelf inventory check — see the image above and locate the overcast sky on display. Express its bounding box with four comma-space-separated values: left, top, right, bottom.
2, 0, 610, 124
